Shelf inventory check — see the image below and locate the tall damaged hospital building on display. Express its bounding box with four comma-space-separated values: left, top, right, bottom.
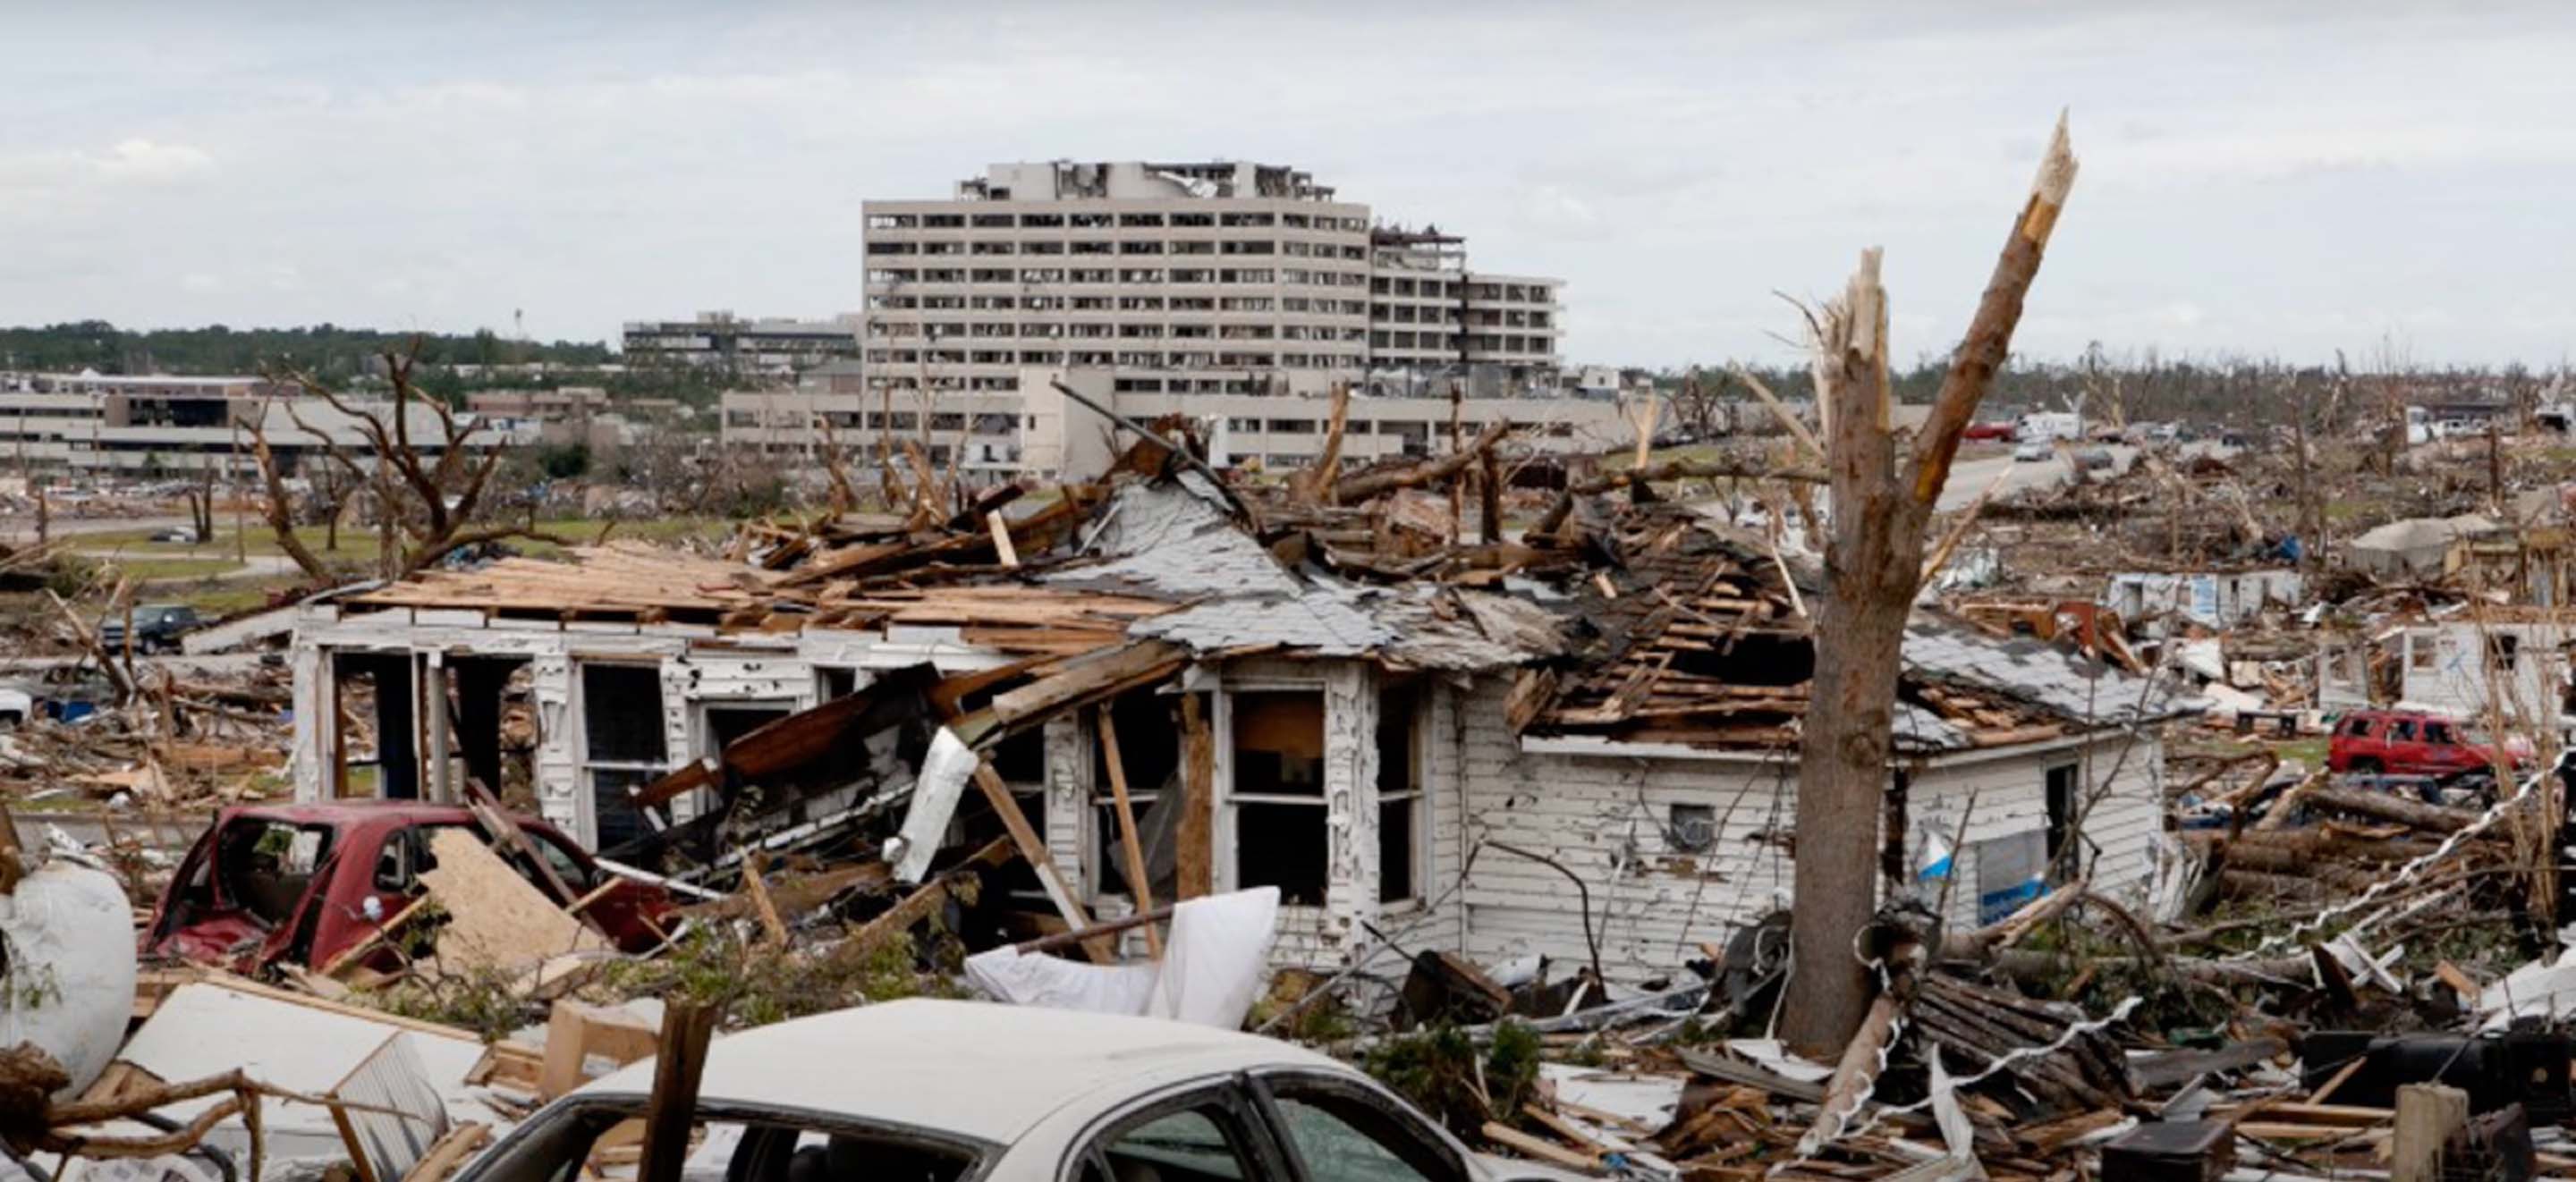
725, 160, 1629, 472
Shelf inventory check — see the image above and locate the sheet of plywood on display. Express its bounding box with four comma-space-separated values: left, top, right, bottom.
417, 829, 604, 973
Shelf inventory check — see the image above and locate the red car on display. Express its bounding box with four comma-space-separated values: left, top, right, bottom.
1964, 422, 2016, 442
2327, 709, 2525, 780
142, 802, 673, 975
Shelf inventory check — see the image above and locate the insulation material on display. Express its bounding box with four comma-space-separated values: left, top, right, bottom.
964, 887, 1282, 1028
0, 862, 138, 1097
886, 727, 979, 884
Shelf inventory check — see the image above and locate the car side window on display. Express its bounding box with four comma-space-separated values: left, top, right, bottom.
1072, 1092, 1269, 1182
2425, 722, 2456, 745
2390, 720, 2418, 741
2344, 717, 2372, 738
373, 830, 413, 892
1256, 1076, 1465, 1182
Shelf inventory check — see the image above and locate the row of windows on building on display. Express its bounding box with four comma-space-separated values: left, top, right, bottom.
863, 349, 1364, 370
867, 266, 1374, 288
867, 210, 1368, 231
871, 294, 1372, 316
1376, 305, 1552, 328
869, 239, 1368, 261
871, 323, 1368, 342
1372, 333, 1553, 355
727, 409, 1578, 441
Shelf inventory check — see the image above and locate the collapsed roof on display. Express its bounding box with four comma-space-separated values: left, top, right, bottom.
338, 450, 2196, 759
1513, 506, 2200, 754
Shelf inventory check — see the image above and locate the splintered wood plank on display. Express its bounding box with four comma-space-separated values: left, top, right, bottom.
417, 828, 606, 973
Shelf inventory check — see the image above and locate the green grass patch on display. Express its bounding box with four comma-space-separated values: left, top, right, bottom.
173, 575, 308, 618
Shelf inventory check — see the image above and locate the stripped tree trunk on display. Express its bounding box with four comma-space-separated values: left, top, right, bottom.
1783, 118, 2079, 1054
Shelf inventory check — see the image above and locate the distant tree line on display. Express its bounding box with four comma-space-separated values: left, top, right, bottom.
0, 320, 753, 408
0, 321, 612, 382
1654, 342, 2569, 435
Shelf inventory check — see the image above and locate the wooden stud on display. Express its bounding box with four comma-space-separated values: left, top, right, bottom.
973, 761, 1116, 964
2392, 1085, 2469, 1182
1096, 706, 1163, 958
634, 1000, 718, 1182
1178, 692, 1215, 900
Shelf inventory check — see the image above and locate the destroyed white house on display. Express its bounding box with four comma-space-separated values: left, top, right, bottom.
2101, 568, 2305, 631
285, 460, 2198, 984
2394, 609, 2576, 726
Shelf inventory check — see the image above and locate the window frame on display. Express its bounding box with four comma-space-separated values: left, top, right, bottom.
464, 1094, 993, 1182
1244, 1068, 1470, 1182
1222, 683, 1333, 907
1060, 1076, 1289, 1182
1377, 679, 1426, 908
574, 660, 673, 849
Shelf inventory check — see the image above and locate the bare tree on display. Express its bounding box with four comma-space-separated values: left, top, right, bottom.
1784, 119, 2078, 1054
252, 340, 563, 581
1667, 367, 1725, 440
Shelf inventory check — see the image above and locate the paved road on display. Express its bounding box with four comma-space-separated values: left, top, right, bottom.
1938, 443, 2140, 511
0, 514, 191, 545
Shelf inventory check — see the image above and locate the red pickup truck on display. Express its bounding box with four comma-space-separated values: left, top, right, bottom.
2326, 709, 2525, 781
141, 801, 673, 975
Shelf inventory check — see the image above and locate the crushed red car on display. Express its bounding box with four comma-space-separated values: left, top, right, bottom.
140, 801, 674, 975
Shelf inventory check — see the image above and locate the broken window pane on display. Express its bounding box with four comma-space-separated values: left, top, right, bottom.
1238, 802, 1326, 906
2045, 764, 2079, 880
1096, 1106, 1254, 1182
1378, 680, 1421, 903
590, 767, 657, 850
472, 1103, 979, 1182
1377, 796, 1415, 902
580, 664, 665, 763
705, 704, 791, 755
1095, 692, 1182, 790
217, 819, 335, 925
1377, 681, 1418, 795
1271, 1091, 1454, 1182
1233, 691, 1324, 796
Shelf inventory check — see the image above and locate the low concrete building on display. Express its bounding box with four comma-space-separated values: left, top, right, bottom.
0, 370, 496, 477
622, 311, 862, 376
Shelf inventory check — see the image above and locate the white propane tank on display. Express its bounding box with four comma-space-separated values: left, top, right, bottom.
0, 862, 140, 1096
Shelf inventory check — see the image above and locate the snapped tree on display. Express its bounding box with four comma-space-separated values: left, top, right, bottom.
1783, 117, 2080, 1054
250, 339, 564, 581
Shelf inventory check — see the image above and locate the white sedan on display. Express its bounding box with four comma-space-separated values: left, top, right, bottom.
456, 998, 1584, 1182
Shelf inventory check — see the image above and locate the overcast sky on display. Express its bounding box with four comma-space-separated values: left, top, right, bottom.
4, 2, 2572, 369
